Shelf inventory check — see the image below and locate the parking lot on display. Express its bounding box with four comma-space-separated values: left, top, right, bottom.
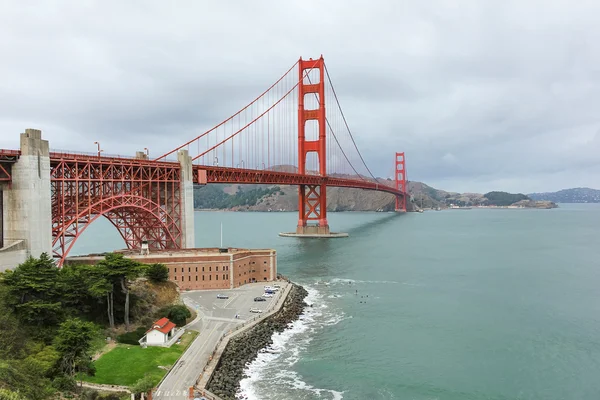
182, 282, 286, 322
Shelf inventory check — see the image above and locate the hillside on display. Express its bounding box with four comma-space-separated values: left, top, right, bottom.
528, 187, 600, 203
193, 182, 557, 211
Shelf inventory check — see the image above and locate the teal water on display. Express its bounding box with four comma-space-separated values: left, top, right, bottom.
72, 204, 600, 400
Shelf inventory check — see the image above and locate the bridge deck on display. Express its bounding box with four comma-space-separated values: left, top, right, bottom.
0, 149, 405, 197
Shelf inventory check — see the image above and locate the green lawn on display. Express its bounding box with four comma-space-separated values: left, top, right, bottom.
81, 330, 198, 387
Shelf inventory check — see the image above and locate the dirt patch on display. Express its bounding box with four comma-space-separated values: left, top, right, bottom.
92, 341, 117, 361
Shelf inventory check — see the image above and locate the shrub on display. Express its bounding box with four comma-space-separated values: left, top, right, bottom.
130, 374, 155, 395
156, 305, 191, 326
146, 263, 169, 283
51, 375, 76, 392
0, 389, 25, 400
116, 327, 147, 345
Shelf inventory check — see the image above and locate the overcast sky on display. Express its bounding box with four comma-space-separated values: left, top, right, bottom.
1, 0, 598, 193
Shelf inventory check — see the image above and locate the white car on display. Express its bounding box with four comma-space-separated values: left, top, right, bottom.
263, 293, 273, 298
250, 308, 263, 313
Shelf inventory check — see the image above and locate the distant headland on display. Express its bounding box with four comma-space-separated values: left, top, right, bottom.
191, 181, 588, 212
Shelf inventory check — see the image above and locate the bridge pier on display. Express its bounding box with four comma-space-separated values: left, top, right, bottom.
0, 129, 52, 271
178, 149, 195, 248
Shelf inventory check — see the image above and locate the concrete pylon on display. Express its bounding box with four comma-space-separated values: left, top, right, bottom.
1, 129, 52, 267
178, 149, 195, 248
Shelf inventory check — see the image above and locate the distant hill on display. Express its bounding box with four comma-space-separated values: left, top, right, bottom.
193, 181, 557, 212
528, 187, 600, 203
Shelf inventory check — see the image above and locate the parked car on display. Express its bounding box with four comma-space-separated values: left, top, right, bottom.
254, 297, 266, 302
263, 293, 273, 298
273, 284, 281, 288
216, 294, 229, 299
250, 308, 263, 313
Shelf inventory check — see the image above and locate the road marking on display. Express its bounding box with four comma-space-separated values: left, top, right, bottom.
223, 294, 237, 308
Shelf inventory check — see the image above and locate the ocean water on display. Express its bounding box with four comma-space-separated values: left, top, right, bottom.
71, 204, 600, 400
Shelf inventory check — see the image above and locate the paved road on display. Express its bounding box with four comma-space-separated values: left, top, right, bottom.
154, 282, 286, 399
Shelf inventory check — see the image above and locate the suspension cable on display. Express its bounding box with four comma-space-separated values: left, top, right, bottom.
305, 74, 365, 180
324, 64, 379, 183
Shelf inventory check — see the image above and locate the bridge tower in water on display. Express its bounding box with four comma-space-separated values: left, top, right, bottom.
395, 152, 407, 212
296, 57, 331, 235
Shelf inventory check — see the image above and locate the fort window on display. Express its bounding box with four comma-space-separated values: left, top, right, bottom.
209, 266, 212, 272
216, 266, 219, 271
202, 266, 205, 272
196, 276, 198, 281
174, 268, 177, 272
264, 261, 267, 264
188, 267, 191, 273
209, 275, 212, 281
223, 274, 225, 280
264, 269, 266, 272
174, 276, 177, 280
188, 276, 191, 281
195, 267, 198, 272
202, 275, 205, 281
216, 275, 219, 280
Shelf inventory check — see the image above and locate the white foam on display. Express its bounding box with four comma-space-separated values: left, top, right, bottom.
237, 284, 345, 399
330, 277, 399, 285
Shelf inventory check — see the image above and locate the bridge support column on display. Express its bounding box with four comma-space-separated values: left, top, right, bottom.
178, 150, 195, 248
395, 152, 407, 212
296, 184, 330, 234
0, 129, 52, 271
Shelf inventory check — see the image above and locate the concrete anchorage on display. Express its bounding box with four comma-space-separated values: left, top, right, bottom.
0, 129, 52, 271
178, 149, 195, 249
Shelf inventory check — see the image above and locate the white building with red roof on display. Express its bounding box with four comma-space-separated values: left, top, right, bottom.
140, 317, 177, 346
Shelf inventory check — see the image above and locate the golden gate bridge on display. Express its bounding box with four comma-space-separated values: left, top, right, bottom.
0, 56, 407, 267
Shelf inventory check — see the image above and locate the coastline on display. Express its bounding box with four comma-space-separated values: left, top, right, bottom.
206, 283, 308, 399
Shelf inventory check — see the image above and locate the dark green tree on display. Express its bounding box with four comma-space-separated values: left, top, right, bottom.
97, 254, 147, 331
163, 304, 191, 326
54, 318, 98, 377
146, 263, 169, 283
58, 264, 99, 316
1, 253, 62, 327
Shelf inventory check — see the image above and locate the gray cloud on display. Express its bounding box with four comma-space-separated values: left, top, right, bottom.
1, 0, 599, 192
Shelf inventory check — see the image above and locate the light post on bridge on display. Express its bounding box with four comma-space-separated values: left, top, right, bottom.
262, 162, 265, 170
144, 147, 149, 157
213, 156, 219, 167
93, 141, 102, 157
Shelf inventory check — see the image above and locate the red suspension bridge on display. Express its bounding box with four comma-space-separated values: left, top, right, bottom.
0, 56, 407, 267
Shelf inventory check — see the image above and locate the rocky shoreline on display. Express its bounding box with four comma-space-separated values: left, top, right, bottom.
206, 283, 308, 399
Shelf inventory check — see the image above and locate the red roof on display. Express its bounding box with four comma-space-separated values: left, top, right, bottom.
147, 317, 176, 334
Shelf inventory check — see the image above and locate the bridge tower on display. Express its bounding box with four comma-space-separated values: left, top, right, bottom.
395, 152, 407, 212
296, 56, 331, 235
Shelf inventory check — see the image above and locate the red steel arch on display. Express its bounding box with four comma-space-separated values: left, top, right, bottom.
50, 154, 183, 265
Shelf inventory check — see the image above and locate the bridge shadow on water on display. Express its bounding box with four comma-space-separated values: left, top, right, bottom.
279, 212, 403, 280
343, 212, 402, 237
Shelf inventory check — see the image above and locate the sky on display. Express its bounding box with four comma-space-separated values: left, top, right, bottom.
1, 0, 599, 193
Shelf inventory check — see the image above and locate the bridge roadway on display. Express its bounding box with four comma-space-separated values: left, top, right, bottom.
0, 149, 405, 198
154, 282, 288, 399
